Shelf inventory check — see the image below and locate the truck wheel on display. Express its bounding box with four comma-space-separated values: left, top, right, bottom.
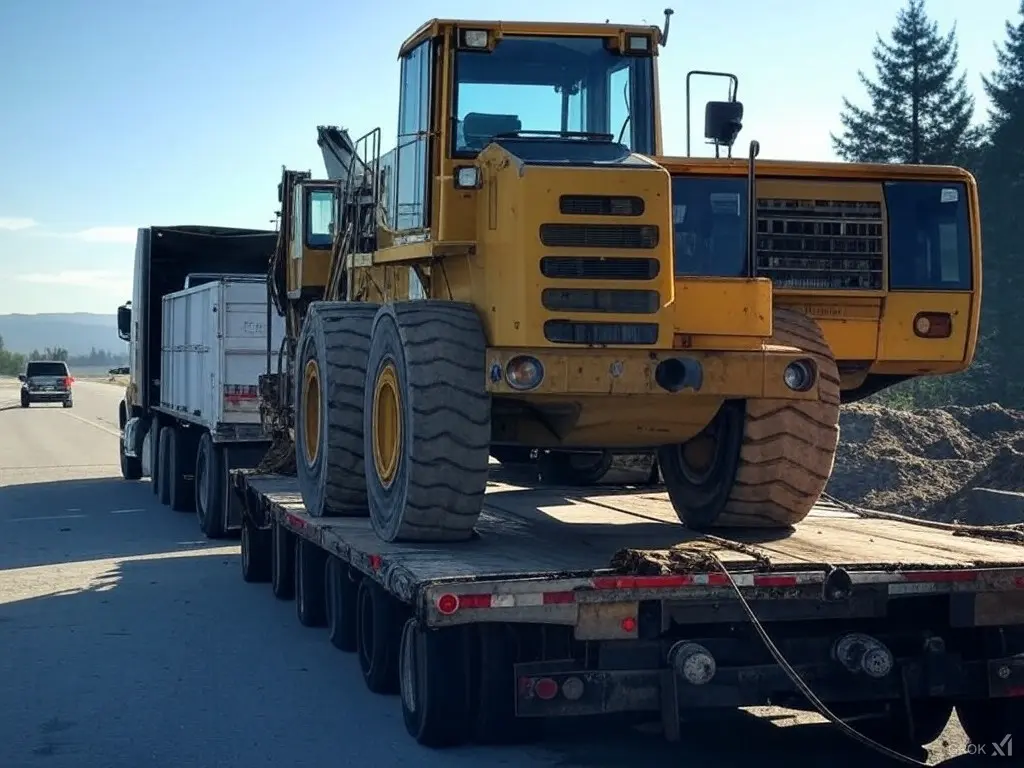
240, 522, 271, 583
658, 308, 841, 529
356, 579, 403, 694
195, 433, 226, 539
295, 301, 380, 517
157, 427, 173, 505
473, 624, 542, 744
119, 437, 143, 480
20, 392, 29, 408
364, 302, 490, 543
537, 451, 614, 486
399, 618, 471, 747
956, 698, 1021, 754
270, 522, 295, 600
167, 427, 196, 513
295, 539, 327, 627
325, 556, 358, 652
149, 417, 162, 494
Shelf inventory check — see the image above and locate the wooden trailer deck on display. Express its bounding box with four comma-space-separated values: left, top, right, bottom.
233, 467, 1024, 590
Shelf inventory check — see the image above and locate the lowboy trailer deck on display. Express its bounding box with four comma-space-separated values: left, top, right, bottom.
229, 466, 1024, 756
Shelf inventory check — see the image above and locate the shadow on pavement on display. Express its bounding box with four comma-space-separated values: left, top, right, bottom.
0, 476, 217, 570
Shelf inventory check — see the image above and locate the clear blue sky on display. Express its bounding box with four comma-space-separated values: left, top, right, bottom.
0, 0, 1016, 315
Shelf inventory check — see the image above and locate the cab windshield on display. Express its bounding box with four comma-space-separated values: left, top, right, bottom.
452, 35, 655, 156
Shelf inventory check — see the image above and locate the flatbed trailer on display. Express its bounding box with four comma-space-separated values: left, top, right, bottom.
229, 466, 1024, 756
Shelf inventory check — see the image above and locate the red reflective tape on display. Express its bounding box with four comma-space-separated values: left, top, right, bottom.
592, 575, 694, 590
542, 591, 576, 605
753, 574, 798, 587
457, 593, 492, 609
1015, 577, 1024, 589
1006, 685, 1024, 698
901, 570, 978, 583
286, 513, 307, 530
367, 554, 382, 571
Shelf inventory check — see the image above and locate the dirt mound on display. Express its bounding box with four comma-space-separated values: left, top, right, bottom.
825, 401, 1024, 521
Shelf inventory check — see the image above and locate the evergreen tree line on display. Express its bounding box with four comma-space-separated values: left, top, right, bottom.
0, 335, 128, 377
831, 0, 1024, 409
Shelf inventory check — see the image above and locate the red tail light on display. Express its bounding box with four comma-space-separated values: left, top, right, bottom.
64, 377, 74, 388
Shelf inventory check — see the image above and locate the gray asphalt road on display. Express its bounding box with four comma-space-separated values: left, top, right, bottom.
0, 378, 978, 767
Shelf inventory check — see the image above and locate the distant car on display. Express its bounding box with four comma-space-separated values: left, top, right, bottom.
19, 360, 74, 408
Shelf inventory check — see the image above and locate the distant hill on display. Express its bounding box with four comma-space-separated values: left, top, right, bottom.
0, 313, 126, 356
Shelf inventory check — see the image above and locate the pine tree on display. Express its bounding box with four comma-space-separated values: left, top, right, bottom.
831, 0, 980, 165
977, 1, 1024, 407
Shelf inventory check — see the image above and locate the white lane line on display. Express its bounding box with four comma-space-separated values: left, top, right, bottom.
61, 410, 121, 438
6, 513, 88, 522
109, 508, 144, 515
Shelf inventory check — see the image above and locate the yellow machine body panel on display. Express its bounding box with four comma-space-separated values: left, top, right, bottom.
660, 157, 981, 399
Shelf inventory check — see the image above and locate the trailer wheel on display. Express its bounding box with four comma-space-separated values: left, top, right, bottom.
195, 433, 226, 539
956, 698, 1021, 754
240, 522, 271, 583
157, 427, 173, 505
399, 618, 471, 747
537, 451, 614, 486
473, 624, 543, 744
167, 427, 196, 513
295, 539, 327, 627
119, 437, 143, 481
325, 556, 358, 652
364, 302, 490, 543
270, 522, 295, 600
356, 579, 403, 694
658, 308, 841, 529
295, 301, 380, 518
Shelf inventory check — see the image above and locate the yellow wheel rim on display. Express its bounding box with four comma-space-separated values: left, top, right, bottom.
302, 359, 321, 465
372, 362, 402, 487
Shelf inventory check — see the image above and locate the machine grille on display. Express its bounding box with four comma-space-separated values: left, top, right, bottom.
540, 257, 660, 281
558, 195, 645, 216
543, 320, 659, 345
539, 223, 659, 249
541, 288, 660, 314
756, 198, 884, 289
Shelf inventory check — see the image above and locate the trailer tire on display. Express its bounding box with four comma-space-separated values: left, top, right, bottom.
157, 427, 173, 505
271, 522, 295, 600
295, 301, 380, 518
399, 618, 471, 747
167, 427, 196, 513
537, 451, 614, 486
295, 539, 327, 627
119, 437, 143, 481
195, 432, 226, 539
956, 698, 1022, 754
364, 302, 490, 543
659, 308, 840, 529
473, 624, 543, 744
356, 579, 403, 694
149, 416, 162, 493
325, 556, 358, 652
240, 522, 271, 583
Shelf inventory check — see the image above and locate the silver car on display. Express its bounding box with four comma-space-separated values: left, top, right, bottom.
19, 360, 74, 408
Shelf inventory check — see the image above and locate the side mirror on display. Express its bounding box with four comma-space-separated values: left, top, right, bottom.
117, 304, 132, 341
704, 100, 744, 148
17, 374, 26, 382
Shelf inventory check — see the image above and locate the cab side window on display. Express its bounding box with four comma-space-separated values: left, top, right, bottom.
394, 40, 433, 231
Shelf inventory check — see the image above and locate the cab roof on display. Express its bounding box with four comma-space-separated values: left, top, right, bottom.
399, 18, 662, 57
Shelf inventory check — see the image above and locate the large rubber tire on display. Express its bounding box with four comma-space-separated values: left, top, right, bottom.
325, 555, 358, 652
119, 437, 143, 480
399, 618, 471, 747
20, 392, 29, 408
356, 579, 403, 694
271, 522, 295, 600
295, 539, 327, 627
659, 308, 840, 529
473, 624, 543, 745
149, 417, 162, 494
295, 301, 380, 518
537, 450, 614, 486
363, 302, 490, 543
195, 432, 226, 539
240, 522, 272, 583
167, 427, 196, 513
157, 426, 173, 505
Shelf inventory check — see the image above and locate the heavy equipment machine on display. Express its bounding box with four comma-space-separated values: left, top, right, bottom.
260, 12, 848, 544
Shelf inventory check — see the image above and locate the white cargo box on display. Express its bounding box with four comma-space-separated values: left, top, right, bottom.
159, 276, 283, 442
